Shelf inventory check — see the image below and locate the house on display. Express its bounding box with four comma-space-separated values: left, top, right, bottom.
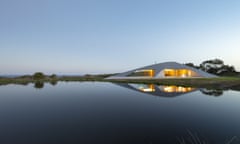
106, 62, 217, 79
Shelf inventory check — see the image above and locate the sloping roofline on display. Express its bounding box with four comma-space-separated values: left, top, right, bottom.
106, 62, 217, 79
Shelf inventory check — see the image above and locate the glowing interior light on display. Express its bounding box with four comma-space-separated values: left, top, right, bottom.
139, 84, 155, 92
164, 69, 196, 77
135, 69, 155, 77
162, 86, 194, 93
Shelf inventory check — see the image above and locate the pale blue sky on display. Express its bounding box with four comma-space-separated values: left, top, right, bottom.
1, 0, 240, 75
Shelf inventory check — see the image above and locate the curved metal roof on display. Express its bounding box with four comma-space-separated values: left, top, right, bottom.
106, 62, 217, 79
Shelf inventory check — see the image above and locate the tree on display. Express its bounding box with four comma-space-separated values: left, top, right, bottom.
50, 74, 57, 79
33, 72, 45, 80
185, 63, 199, 69
200, 59, 224, 72
200, 58, 237, 75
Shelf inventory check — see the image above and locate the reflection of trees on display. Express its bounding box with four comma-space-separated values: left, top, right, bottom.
200, 89, 223, 96
50, 80, 58, 86
34, 81, 44, 89
230, 85, 240, 92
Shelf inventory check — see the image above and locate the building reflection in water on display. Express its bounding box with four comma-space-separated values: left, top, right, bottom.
116, 83, 196, 97
129, 84, 155, 92
159, 86, 194, 93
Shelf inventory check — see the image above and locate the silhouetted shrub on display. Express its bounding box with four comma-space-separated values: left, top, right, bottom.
33, 72, 45, 80
50, 74, 57, 79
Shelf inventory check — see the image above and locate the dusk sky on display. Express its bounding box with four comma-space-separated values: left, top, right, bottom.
1, 0, 240, 75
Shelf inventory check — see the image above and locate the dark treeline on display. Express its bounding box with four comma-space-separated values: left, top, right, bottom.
0, 72, 114, 88
17, 72, 114, 80
185, 58, 239, 76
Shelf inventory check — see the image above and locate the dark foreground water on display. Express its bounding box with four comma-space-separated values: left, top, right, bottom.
0, 82, 239, 144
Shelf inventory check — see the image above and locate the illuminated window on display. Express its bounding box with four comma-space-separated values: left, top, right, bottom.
128, 69, 155, 77
164, 69, 175, 77
164, 69, 197, 77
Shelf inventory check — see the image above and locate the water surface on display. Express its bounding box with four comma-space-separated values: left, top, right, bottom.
0, 82, 239, 144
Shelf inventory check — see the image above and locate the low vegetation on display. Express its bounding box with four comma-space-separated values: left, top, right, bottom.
0, 73, 112, 86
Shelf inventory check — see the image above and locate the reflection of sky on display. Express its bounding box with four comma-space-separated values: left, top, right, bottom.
0, 0, 240, 74
0, 82, 239, 143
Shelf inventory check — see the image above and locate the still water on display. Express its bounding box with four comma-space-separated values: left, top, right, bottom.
0, 82, 239, 144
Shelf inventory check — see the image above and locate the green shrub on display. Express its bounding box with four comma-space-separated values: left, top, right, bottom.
33, 72, 45, 80
50, 74, 57, 79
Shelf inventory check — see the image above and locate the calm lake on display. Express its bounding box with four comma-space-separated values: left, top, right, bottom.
0, 82, 239, 144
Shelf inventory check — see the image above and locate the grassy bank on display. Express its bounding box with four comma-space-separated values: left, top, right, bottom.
1, 75, 240, 89
0, 75, 107, 86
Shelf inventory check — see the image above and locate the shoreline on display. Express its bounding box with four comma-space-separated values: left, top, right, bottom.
1, 76, 240, 89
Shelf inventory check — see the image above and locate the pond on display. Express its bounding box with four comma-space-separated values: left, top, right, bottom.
0, 82, 239, 144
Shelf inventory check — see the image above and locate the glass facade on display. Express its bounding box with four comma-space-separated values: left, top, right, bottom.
127, 69, 155, 77
164, 69, 198, 77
